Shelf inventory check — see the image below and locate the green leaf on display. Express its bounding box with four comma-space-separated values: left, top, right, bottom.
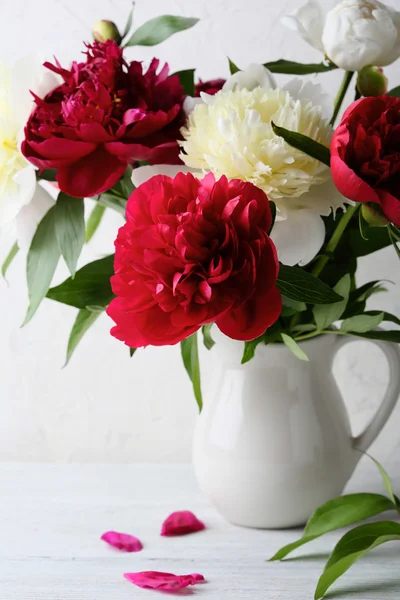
366, 453, 397, 505
389, 227, 400, 259
341, 312, 384, 333
85, 203, 106, 243
280, 294, 307, 317
37, 168, 57, 181
202, 323, 215, 350
24, 206, 61, 325
352, 329, 400, 343
277, 265, 344, 305
122, 2, 135, 39
315, 522, 400, 599
350, 280, 389, 304
65, 308, 101, 365
270, 493, 394, 561
242, 336, 264, 364
364, 310, 400, 327
358, 208, 369, 240
120, 165, 135, 198
1, 241, 19, 279
180, 332, 202, 411
293, 324, 317, 334
54, 193, 85, 277
47, 255, 114, 308
98, 193, 127, 215
344, 224, 391, 257
228, 58, 240, 74
387, 85, 400, 97
173, 69, 195, 96
313, 274, 351, 331
281, 333, 309, 361
125, 15, 199, 46
264, 59, 336, 75
271, 122, 330, 167
268, 201, 276, 235
129, 347, 136, 357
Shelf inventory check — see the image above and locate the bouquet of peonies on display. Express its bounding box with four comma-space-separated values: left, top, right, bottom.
2, 1, 400, 410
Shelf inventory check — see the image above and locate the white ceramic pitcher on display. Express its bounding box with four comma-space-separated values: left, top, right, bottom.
193, 331, 400, 528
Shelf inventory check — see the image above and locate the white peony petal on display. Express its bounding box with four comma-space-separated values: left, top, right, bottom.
16, 184, 55, 251
222, 64, 276, 92
11, 55, 61, 126
183, 96, 205, 116
322, 1, 398, 71
282, 79, 333, 120
131, 165, 201, 188
281, 0, 327, 53
270, 210, 325, 267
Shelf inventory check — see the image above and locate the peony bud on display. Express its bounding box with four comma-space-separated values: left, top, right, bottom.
361, 203, 390, 228
92, 20, 122, 44
357, 66, 388, 97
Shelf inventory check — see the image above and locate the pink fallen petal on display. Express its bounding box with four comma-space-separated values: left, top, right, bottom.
124, 571, 205, 590
161, 511, 206, 536
101, 531, 143, 552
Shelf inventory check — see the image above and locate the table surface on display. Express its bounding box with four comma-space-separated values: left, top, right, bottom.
1, 463, 399, 600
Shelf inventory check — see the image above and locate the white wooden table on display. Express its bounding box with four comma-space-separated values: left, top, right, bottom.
1, 463, 399, 599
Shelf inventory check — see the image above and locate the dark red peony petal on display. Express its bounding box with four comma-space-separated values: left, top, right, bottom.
378, 189, 400, 228
56, 146, 126, 197
101, 531, 143, 552
217, 285, 282, 341
161, 511, 206, 536
124, 572, 205, 590
106, 140, 182, 165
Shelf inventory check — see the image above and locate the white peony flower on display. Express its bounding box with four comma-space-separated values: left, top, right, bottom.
282, 0, 400, 72
131, 65, 348, 266
0, 56, 59, 249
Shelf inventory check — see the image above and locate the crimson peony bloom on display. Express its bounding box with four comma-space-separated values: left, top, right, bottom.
22, 41, 185, 198
194, 78, 225, 96
331, 95, 400, 227
107, 173, 282, 347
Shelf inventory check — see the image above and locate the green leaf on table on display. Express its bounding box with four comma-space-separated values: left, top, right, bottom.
202, 323, 215, 350
281, 333, 309, 361
121, 2, 135, 39
228, 58, 240, 74
47, 255, 115, 309
54, 193, 85, 278
65, 307, 102, 365
315, 521, 400, 599
1, 241, 19, 279
181, 332, 202, 411
125, 15, 199, 46
269, 493, 394, 561
341, 312, 384, 333
86, 203, 106, 243
271, 122, 330, 167
173, 69, 195, 96
313, 274, 351, 331
264, 59, 336, 74
387, 85, 400, 97
24, 206, 61, 325
277, 265, 343, 305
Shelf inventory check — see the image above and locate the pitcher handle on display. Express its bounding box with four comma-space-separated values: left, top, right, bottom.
333, 333, 400, 451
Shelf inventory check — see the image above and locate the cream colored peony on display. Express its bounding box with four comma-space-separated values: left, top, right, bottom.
0, 57, 59, 249
132, 65, 349, 266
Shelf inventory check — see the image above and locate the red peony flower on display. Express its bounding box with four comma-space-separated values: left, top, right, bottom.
194, 78, 225, 97
331, 95, 400, 227
107, 172, 282, 347
22, 41, 185, 198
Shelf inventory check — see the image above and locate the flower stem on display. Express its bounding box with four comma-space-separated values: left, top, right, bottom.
295, 329, 346, 342
311, 204, 359, 279
330, 71, 354, 126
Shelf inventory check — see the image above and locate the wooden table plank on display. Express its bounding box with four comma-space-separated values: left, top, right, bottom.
0, 463, 399, 599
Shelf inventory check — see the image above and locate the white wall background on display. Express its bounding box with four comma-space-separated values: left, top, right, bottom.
0, 0, 400, 464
